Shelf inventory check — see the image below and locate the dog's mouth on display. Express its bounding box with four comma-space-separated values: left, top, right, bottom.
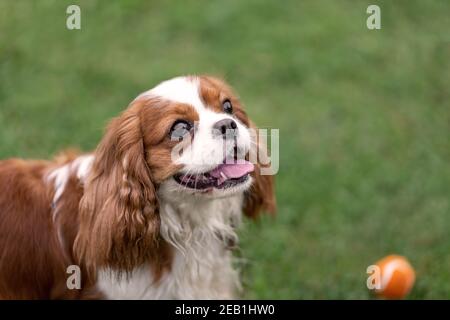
173, 161, 254, 190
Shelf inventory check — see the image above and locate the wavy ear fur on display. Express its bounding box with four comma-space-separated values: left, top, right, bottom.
74, 104, 159, 273
244, 122, 277, 218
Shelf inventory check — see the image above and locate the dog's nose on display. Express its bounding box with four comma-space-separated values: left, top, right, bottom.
212, 119, 238, 139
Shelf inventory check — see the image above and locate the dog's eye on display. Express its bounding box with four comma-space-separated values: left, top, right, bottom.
170, 120, 193, 141
222, 99, 233, 114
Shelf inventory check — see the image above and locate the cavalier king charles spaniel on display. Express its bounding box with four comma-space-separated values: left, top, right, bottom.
0, 75, 275, 299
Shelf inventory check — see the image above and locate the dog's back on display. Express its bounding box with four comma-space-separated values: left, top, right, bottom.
0, 159, 92, 299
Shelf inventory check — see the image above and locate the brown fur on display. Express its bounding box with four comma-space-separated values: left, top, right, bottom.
0, 75, 275, 299
199, 76, 251, 127
73, 100, 190, 275
0, 160, 90, 299
244, 120, 277, 218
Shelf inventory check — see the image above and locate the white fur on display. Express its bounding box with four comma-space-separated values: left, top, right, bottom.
174, 108, 251, 175
142, 76, 205, 112
74, 155, 94, 182
47, 165, 70, 205
98, 193, 243, 299
46, 155, 94, 208
46, 155, 94, 254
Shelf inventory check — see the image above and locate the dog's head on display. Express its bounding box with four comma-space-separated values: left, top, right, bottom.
75, 75, 276, 271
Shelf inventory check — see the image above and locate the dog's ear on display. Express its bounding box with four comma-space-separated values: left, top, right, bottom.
244, 122, 276, 218
74, 103, 159, 273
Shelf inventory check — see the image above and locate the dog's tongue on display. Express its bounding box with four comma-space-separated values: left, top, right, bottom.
210, 161, 254, 185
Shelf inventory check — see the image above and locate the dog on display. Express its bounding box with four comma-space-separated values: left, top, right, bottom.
0, 75, 275, 299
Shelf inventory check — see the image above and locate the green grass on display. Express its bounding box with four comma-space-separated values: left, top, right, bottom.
1, 0, 449, 299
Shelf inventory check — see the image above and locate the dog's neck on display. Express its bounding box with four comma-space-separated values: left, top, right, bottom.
159, 192, 244, 251
97, 195, 244, 299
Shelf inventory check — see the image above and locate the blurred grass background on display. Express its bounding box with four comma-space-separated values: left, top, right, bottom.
0, 0, 449, 299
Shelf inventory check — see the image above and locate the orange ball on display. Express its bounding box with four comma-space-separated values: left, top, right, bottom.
374, 255, 416, 299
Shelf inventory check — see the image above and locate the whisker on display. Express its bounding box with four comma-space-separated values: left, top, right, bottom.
175, 169, 193, 192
